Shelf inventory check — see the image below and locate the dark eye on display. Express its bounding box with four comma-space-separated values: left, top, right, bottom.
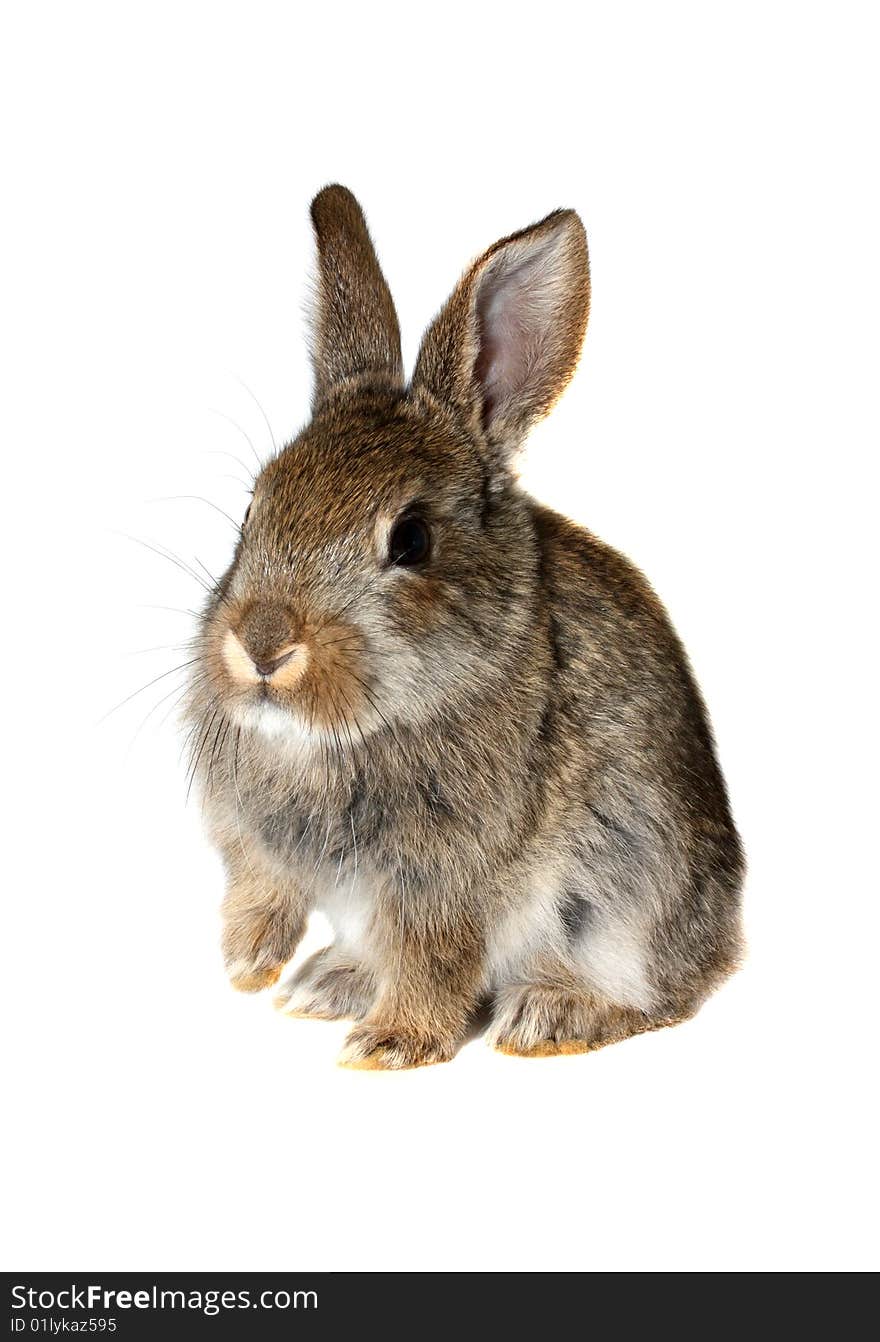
388, 514, 431, 567
243, 502, 252, 527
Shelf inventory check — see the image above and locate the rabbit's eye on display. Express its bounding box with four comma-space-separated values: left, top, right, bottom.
243, 502, 252, 527
389, 515, 431, 567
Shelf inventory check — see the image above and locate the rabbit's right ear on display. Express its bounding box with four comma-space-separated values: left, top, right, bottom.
411, 209, 590, 461
308, 185, 404, 408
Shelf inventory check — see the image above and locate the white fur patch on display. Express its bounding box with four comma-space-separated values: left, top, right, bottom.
486, 868, 655, 1013
316, 868, 376, 959
575, 912, 654, 1012
485, 872, 565, 989
235, 700, 317, 748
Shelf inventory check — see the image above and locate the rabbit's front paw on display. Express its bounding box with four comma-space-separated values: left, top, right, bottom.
225, 957, 285, 993
274, 946, 375, 1020
338, 1019, 457, 1070
222, 903, 300, 993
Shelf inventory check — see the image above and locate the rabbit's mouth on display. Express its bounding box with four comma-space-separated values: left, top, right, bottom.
221, 626, 311, 694
202, 597, 386, 753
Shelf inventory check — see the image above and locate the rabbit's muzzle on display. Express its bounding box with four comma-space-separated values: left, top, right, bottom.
221, 599, 309, 690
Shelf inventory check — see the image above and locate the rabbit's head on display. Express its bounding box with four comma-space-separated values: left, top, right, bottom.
196, 186, 590, 749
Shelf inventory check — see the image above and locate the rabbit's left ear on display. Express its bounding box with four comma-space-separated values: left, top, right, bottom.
411, 209, 589, 457
308, 185, 404, 408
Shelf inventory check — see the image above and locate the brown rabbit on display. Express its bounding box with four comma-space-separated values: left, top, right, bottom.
185, 185, 744, 1068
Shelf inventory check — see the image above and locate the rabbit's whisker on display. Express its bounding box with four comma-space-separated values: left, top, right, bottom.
208, 407, 265, 471
186, 704, 221, 802
137, 603, 201, 618
328, 684, 357, 759
206, 715, 232, 796
192, 555, 224, 595
127, 643, 191, 656
205, 447, 256, 482
119, 533, 214, 596
336, 683, 370, 755
157, 675, 205, 733
315, 634, 362, 651
180, 697, 212, 766
350, 672, 403, 751
233, 375, 278, 457
99, 657, 199, 725
126, 672, 202, 754
219, 471, 256, 491
147, 494, 242, 532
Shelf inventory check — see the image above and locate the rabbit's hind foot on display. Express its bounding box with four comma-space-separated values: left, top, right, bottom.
487, 981, 682, 1057
274, 945, 375, 1021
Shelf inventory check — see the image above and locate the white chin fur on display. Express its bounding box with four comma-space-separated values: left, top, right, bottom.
235, 700, 318, 749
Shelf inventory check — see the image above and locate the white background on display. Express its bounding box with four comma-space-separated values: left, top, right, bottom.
2, 2, 877, 1272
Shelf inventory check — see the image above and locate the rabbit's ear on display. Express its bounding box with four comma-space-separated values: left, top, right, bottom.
308, 185, 403, 407
412, 209, 589, 456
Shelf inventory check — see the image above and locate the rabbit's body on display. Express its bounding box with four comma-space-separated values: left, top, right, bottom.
187, 189, 743, 1067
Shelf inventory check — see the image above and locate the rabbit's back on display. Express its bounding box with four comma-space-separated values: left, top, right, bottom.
516, 504, 744, 1015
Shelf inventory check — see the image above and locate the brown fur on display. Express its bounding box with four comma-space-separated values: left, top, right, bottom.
219, 842, 309, 991
184, 186, 744, 1069
309, 186, 403, 408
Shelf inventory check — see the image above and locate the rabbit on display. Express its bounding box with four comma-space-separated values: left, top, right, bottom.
184, 184, 744, 1069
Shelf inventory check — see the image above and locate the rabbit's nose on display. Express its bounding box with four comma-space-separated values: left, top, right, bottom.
252, 647, 296, 678
223, 600, 307, 686
221, 627, 308, 687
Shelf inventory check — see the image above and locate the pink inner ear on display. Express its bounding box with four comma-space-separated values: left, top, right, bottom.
473, 229, 570, 430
